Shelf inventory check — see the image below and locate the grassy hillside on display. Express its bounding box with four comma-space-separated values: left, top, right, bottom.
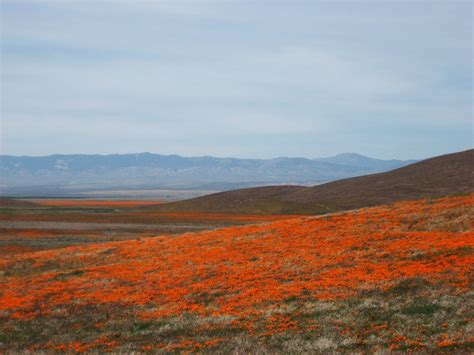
152, 149, 474, 214
1, 194, 472, 352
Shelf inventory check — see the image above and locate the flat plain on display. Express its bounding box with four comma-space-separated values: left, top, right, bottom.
0, 199, 293, 256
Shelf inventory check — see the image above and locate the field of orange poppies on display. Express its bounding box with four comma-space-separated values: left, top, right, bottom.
0, 199, 293, 256
0, 194, 473, 352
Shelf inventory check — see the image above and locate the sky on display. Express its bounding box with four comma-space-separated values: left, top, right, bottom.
0, 0, 472, 160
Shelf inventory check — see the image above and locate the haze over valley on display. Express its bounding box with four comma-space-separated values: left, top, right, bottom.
0, 152, 415, 198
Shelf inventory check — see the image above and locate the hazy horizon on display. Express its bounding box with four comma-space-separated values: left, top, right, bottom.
1, 1, 472, 160
1, 148, 471, 162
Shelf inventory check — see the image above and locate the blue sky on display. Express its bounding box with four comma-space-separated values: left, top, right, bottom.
1, 0, 472, 159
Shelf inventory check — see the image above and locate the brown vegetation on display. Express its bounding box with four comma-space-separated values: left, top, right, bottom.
151, 149, 474, 214
0, 198, 38, 208
34, 200, 164, 208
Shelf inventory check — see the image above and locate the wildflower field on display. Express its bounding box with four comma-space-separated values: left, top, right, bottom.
0, 200, 291, 256
0, 194, 473, 352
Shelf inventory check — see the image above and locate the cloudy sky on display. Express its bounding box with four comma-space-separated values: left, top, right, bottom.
1, 0, 472, 159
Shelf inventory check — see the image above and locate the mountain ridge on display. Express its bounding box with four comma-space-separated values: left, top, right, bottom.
150, 149, 473, 214
0, 152, 416, 193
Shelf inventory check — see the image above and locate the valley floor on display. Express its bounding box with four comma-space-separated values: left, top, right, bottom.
0, 194, 473, 352
0, 199, 292, 256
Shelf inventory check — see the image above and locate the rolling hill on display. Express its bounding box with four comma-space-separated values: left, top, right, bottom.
152, 149, 474, 214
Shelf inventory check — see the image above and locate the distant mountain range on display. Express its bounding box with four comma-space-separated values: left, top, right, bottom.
153, 150, 474, 214
0, 152, 416, 196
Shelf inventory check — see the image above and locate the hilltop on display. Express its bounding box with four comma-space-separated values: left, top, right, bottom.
153, 149, 473, 214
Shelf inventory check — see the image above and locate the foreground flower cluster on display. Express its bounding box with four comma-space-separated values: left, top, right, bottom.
0, 194, 473, 352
